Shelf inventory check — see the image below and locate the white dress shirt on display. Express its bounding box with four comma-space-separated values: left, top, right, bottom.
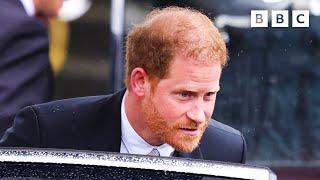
20, 0, 36, 17
120, 91, 175, 157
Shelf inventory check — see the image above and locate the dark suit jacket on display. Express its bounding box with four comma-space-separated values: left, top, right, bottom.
0, 0, 53, 136
0, 89, 246, 163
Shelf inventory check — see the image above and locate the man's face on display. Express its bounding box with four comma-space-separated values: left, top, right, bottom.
141, 54, 221, 153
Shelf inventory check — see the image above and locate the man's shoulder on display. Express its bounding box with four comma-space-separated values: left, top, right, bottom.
19, 95, 115, 133
207, 119, 242, 137
0, 0, 27, 21
32, 89, 125, 116
0, 90, 125, 148
202, 119, 244, 147
200, 119, 246, 163
32, 94, 113, 112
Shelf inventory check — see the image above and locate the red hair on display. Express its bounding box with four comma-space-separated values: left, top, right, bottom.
125, 7, 227, 88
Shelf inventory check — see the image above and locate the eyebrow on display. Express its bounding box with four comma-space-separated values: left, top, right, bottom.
173, 87, 220, 94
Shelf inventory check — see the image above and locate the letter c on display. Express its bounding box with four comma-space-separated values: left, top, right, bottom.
297, 14, 304, 23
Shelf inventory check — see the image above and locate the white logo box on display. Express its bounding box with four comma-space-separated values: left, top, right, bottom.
251, 10, 309, 28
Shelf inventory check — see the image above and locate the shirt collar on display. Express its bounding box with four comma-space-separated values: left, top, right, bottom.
20, 0, 36, 17
121, 90, 175, 157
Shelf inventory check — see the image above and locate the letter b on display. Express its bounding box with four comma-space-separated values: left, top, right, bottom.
251, 10, 268, 27
277, 14, 284, 23
256, 14, 263, 23
272, 10, 288, 27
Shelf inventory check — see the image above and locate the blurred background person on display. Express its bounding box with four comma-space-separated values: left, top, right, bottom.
0, 0, 63, 137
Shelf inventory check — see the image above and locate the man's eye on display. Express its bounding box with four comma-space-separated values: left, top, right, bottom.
204, 92, 216, 100
206, 92, 216, 97
180, 92, 190, 97
179, 92, 193, 99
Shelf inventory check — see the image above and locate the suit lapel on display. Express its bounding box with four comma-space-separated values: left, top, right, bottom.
173, 146, 203, 160
96, 89, 126, 153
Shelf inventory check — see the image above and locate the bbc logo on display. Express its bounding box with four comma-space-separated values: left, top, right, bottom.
251, 10, 309, 28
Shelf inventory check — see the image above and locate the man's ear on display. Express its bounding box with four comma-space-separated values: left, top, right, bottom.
130, 67, 149, 97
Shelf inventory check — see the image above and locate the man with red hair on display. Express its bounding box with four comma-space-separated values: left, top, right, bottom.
1, 7, 246, 163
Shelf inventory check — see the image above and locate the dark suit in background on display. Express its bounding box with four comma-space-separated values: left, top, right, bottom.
0, 89, 246, 163
0, 0, 53, 137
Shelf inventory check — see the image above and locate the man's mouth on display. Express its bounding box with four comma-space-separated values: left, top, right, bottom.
179, 127, 199, 136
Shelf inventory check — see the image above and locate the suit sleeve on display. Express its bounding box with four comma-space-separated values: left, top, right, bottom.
0, 106, 41, 147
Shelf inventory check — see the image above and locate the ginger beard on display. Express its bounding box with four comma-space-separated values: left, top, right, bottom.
141, 93, 210, 153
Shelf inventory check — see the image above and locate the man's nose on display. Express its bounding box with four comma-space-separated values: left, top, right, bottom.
186, 105, 206, 124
